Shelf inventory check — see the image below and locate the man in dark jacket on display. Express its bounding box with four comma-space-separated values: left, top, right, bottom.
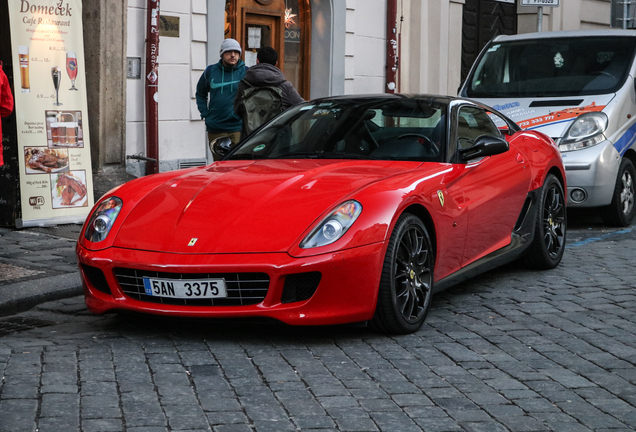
196, 38, 247, 161
234, 47, 304, 138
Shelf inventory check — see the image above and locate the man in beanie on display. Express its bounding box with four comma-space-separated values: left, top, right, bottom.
196, 38, 247, 161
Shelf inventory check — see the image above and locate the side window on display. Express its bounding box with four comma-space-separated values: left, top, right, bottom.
457, 106, 501, 150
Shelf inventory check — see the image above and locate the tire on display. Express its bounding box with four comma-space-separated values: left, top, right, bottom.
371, 213, 434, 334
523, 174, 567, 270
600, 158, 636, 227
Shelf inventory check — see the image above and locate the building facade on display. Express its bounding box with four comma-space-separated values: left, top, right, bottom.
85, 0, 614, 191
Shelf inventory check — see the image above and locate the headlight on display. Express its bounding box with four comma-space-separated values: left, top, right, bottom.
84, 197, 123, 242
558, 112, 608, 152
300, 200, 362, 249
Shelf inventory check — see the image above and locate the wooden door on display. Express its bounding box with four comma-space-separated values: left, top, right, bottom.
461, 0, 517, 82
242, 11, 283, 69
227, 0, 311, 99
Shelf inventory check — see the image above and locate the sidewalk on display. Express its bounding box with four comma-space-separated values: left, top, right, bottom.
0, 224, 83, 317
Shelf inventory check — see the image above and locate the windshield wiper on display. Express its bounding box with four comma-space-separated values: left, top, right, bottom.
320, 152, 378, 160
275, 152, 378, 160
276, 152, 324, 159
226, 154, 268, 160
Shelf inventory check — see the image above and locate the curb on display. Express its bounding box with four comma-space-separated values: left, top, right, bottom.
0, 273, 83, 318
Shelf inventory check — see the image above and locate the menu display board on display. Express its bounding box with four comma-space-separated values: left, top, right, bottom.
8, 0, 94, 227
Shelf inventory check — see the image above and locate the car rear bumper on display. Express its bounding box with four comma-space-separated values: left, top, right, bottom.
76, 242, 386, 326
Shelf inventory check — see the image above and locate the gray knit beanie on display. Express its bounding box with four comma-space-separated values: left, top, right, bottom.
219, 38, 242, 56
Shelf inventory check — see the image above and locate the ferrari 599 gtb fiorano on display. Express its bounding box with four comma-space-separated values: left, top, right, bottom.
77, 95, 567, 334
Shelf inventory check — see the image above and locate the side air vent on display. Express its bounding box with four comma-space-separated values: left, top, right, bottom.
179, 159, 207, 169
81, 264, 112, 294
281, 272, 322, 304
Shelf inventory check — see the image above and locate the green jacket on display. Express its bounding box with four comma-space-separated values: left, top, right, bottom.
195, 59, 247, 132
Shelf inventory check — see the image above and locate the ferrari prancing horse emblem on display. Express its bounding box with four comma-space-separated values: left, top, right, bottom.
437, 190, 444, 207
188, 238, 198, 247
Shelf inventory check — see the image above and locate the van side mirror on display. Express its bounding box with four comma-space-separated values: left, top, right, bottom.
459, 135, 509, 162
211, 136, 233, 158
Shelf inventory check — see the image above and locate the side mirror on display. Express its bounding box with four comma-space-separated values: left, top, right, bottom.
459, 135, 509, 162
211, 136, 233, 158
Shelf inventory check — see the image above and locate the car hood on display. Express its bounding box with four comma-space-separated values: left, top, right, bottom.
113, 159, 419, 253
473, 95, 615, 138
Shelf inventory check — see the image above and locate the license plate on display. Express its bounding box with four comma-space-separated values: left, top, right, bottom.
142, 277, 227, 299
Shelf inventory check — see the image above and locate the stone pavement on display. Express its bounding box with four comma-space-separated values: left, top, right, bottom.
0, 224, 82, 317
0, 213, 635, 431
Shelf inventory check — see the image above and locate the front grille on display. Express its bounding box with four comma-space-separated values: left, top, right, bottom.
114, 268, 269, 306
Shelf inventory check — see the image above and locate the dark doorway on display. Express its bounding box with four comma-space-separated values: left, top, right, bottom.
461, 0, 517, 82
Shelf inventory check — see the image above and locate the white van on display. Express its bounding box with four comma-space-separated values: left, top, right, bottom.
459, 30, 636, 226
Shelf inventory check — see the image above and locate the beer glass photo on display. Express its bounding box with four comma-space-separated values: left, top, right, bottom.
66, 51, 78, 91
51, 66, 62, 106
18, 45, 30, 93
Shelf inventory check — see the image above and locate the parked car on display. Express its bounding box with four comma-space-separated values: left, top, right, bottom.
460, 30, 636, 226
76, 95, 566, 334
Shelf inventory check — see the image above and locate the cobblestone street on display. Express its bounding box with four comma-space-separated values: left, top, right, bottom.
0, 213, 635, 431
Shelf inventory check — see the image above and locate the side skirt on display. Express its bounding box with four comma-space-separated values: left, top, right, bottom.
433, 188, 540, 294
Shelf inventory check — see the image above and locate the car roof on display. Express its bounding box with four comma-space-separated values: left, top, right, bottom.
307, 93, 458, 106
492, 29, 636, 43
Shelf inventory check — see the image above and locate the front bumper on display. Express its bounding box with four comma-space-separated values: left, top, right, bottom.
561, 140, 621, 207
76, 242, 386, 326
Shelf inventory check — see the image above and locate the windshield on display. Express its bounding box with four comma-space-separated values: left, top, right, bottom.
227, 98, 447, 162
465, 36, 636, 98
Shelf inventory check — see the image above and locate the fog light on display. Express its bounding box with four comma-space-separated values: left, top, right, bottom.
570, 188, 587, 203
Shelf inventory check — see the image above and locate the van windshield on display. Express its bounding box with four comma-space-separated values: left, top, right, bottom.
465, 36, 636, 98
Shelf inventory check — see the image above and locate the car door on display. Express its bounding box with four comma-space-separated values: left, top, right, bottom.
454, 105, 531, 267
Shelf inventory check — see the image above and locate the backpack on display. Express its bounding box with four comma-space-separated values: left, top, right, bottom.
238, 81, 283, 134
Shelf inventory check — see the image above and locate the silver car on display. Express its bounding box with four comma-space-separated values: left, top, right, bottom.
460, 30, 636, 226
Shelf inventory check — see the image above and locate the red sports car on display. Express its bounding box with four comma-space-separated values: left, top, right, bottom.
76, 95, 566, 334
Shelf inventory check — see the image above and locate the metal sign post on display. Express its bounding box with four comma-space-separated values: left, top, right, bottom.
520, 0, 560, 32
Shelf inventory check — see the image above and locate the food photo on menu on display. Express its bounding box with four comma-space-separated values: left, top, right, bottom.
50, 171, 88, 208
25, 147, 69, 174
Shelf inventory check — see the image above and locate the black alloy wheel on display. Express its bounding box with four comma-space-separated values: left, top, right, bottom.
524, 173, 566, 269
601, 158, 635, 227
371, 213, 434, 334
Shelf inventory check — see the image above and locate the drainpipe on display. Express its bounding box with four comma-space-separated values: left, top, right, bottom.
386, 0, 398, 93
145, 0, 160, 175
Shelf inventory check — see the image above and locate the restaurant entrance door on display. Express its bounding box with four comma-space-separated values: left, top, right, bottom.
226, 0, 311, 99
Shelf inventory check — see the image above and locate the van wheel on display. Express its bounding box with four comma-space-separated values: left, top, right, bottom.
370, 214, 434, 335
601, 158, 635, 227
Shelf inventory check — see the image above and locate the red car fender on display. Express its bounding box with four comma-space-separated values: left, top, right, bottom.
287, 164, 461, 259
508, 131, 566, 192
79, 166, 207, 251
287, 163, 467, 283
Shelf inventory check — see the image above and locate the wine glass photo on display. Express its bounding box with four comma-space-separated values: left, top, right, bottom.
51, 66, 62, 106
66, 51, 78, 91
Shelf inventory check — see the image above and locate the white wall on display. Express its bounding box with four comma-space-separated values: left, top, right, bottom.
397, 0, 464, 96
126, 0, 208, 175
344, 0, 387, 94
518, 0, 611, 34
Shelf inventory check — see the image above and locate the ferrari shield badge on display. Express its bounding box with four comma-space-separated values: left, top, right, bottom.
437, 190, 445, 207
188, 238, 198, 247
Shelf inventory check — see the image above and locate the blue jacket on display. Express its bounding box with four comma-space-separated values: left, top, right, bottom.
195, 59, 247, 132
